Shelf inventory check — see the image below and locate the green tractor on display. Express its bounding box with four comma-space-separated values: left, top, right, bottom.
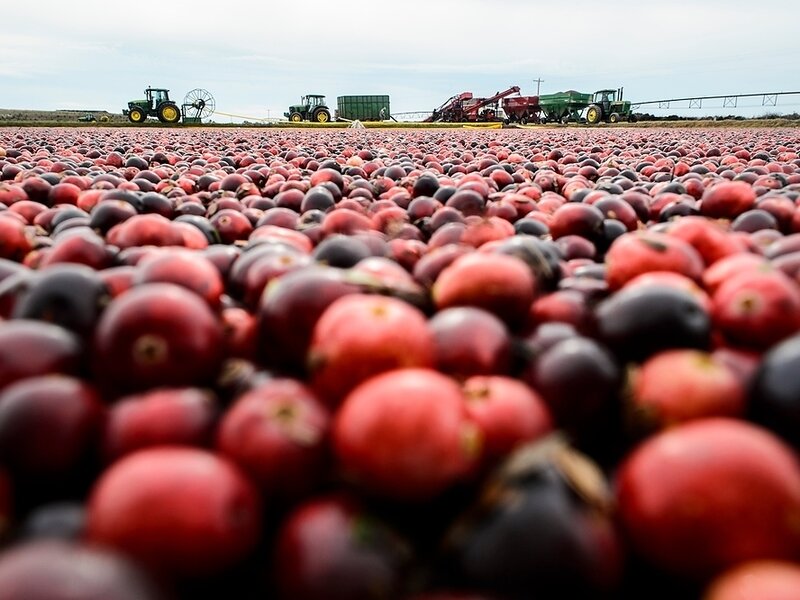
585, 88, 636, 124
123, 87, 182, 124
285, 94, 332, 123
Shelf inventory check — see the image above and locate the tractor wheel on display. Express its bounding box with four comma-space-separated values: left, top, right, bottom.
128, 108, 146, 124
157, 103, 181, 124
586, 104, 602, 125
609, 112, 620, 124
289, 112, 303, 123
314, 109, 331, 123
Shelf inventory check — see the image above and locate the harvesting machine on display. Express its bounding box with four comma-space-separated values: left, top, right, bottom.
418, 86, 634, 125
425, 86, 521, 122
424, 92, 473, 123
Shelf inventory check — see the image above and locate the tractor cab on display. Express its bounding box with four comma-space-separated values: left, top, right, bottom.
130, 88, 171, 113
593, 89, 617, 115
304, 94, 326, 108
147, 88, 171, 109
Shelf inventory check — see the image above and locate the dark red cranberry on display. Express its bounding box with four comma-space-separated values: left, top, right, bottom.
750, 333, 800, 448
524, 336, 620, 436
257, 267, 359, 373
0, 376, 103, 479
429, 307, 512, 377
596, 285, 711, 363
92, 283, 224, 393
227, 243, 312, 309
19, 502, 86, 542
731, 208, 779, 233
440, 439, 622, 598
175, 214, 221, 245
312, 235, 372, 268
11, 264, 109, 338
0, 540, 164, 600
210, 209, 253, 244
102, 387, 217, 462
134, 250, 224, 309
0, 321, 83, 391
274, 494, 411, 600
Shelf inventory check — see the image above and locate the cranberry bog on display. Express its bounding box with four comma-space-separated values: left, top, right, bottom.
1, 125, 800, 599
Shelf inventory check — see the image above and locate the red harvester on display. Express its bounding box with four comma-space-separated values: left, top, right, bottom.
425, 86, 522, 123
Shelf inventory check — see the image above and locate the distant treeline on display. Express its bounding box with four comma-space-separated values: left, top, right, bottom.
635, 112, 800, 122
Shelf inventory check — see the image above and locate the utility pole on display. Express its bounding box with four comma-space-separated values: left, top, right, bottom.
533, 78, 544, 95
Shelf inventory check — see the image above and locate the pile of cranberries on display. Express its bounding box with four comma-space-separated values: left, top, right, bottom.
0, 126, 800, 599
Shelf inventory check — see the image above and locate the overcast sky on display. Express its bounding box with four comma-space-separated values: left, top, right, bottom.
3, 0, 800, 121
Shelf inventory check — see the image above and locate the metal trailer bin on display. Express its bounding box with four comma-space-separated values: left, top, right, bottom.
336, 95, 391, 121
538, 90, 593, 124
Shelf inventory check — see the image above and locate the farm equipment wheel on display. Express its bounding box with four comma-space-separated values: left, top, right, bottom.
609, 112, 620, 124
289, 112, 303, 123
99, 115, 110, 123
586, 105, 602, 125
628, 113, 638, 123
561, 115, 570, 125
128, 108, 146, 124
520, 117, 528, 125
314, 109, 331, 123
158, 103, 181, 124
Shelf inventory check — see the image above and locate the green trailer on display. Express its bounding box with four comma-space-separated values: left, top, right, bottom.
336, 95, 391, 122
538, 88, 635, 124
538, 90, 593, 124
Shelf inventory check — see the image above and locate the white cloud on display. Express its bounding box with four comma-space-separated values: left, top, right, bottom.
0, 34, 107, 78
